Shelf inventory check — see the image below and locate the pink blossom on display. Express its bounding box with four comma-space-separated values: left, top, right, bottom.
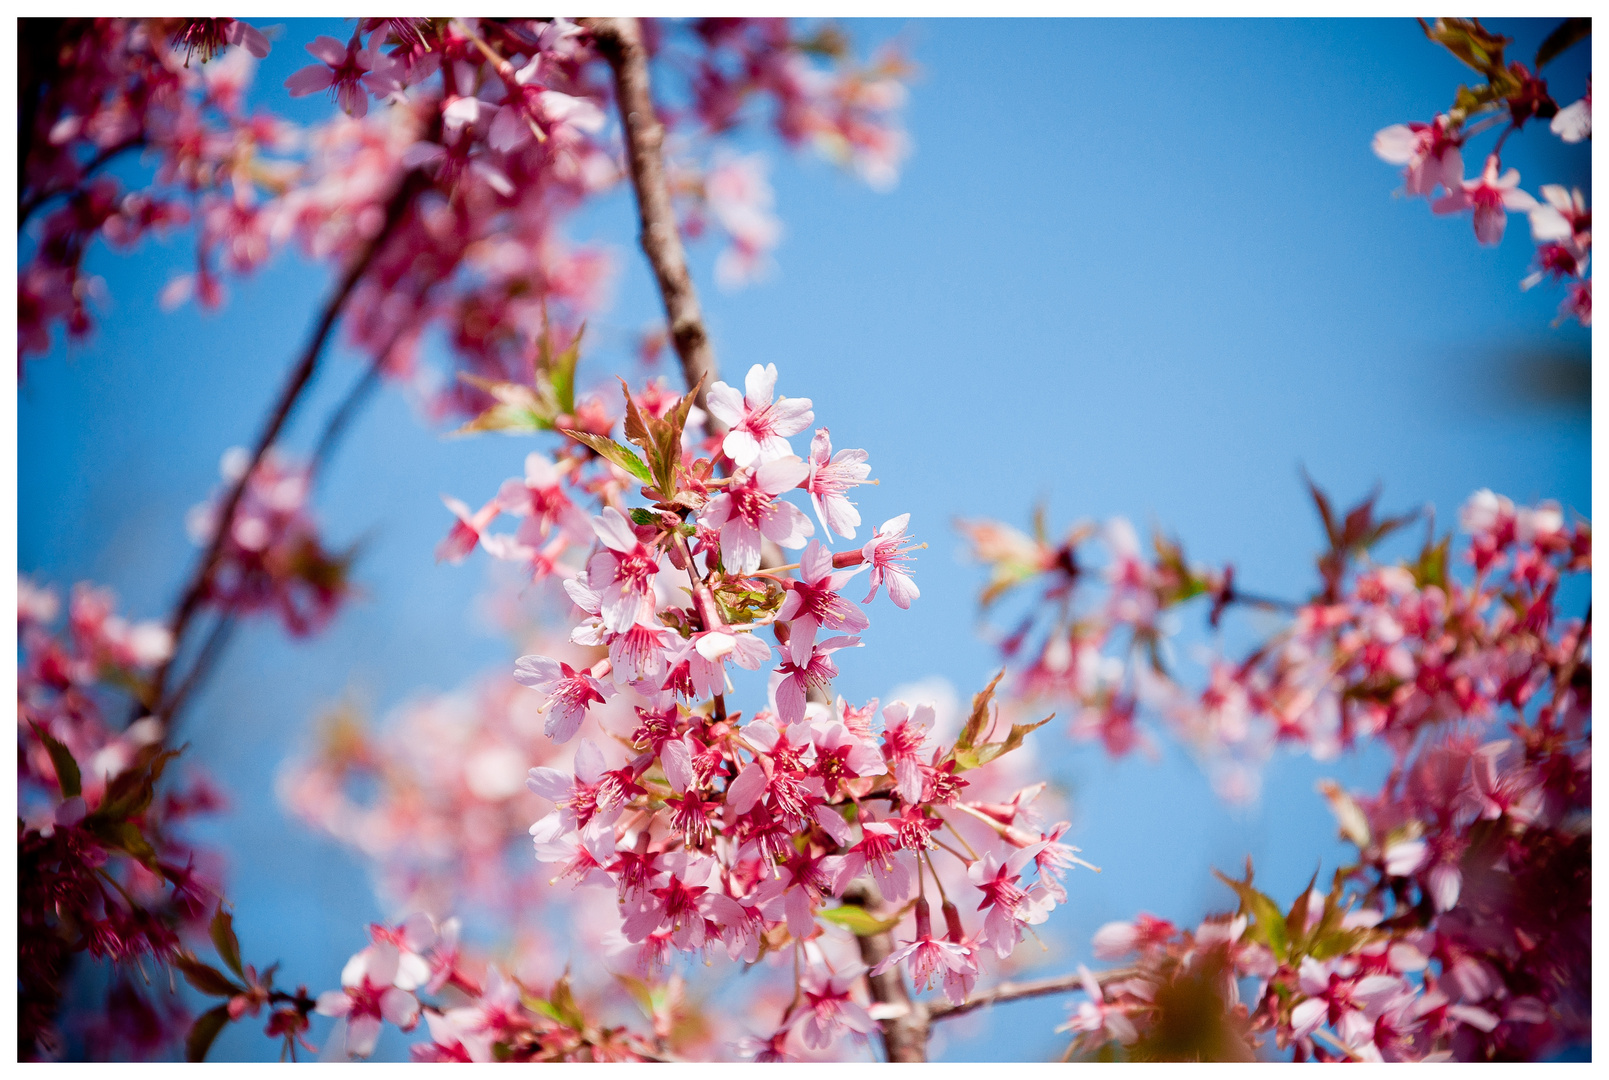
871, 898, 972, 995
773, 636, 861, 725
284, 35, 378, 118
1550, 78, 1590, 143
705, 363, 815, 467
824, 820, 915, 900
525, 738, 621, 831
1372, 116, 1464, 198
789, 962, 876, 1050
436, 495, 501, 564
586, 507, 662, 632
511, 655, 613, 742
861, 513, 921, 608
699, 457, 813, 574
1432, 155, 1538, 246
880, 700, 935, 804
968, 840, 1050, 958
778, 540, 869, 664
1063, 965, 1138, 1044
315, 941, 421, 1058
804, 428, 872, 539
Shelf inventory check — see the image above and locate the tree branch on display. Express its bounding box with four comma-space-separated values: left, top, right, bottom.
586, 17, 719, 418
928, 967, 1138, 1023
142, 169, 424, 725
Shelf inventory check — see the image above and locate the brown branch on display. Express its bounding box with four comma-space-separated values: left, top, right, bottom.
586, 17, 719, 419
141, 169, 424, 725
928, 966, 1139, 1023
841, 881, 930, 1061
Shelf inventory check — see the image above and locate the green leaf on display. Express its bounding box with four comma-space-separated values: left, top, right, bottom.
547, 323, 583, 416
87, 818, 159, 866
1283, 869, 1321, 958
629, 507, 663, 528
562, 429, 653, 483
210, 906, 244, 979
29, 721, 81, 799
615, 376, 703, 498
953, 716, 1053, 772
818, 904, 904, 937
186, 1004, 232, 1063
1410, 533, 1451, 590
956, 670, 1006, 752
452, 373, 557, 436
1535, 17, 1590, 70
531, 974, 586, 1031
1214, 860, 1289, 961
175, 953, 244, 998
94, 747, 179, 823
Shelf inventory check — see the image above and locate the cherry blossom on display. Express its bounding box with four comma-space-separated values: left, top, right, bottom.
705, 362, 815, 467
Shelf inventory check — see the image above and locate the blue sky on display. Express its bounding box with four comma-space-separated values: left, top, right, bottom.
18, 18, 1589, 1061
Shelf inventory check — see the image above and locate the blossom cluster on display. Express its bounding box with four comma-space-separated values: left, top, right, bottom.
185, 448, 352, 635
1371, 18, 1590, 326
961, 485, 1589, 804
19, 17, 910, 416
16, 578, 227, 1059
966, 483, 1592, 1062
1075, 686, 1588, 1062
295, 361, 1080, 1061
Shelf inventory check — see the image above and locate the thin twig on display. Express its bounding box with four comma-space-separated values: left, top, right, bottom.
929, 966, 1140, 1022
141, 169, 424, 726
160, 612, 239, 732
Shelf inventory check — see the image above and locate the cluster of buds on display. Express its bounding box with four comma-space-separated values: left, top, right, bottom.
1371, 18, 1590, 326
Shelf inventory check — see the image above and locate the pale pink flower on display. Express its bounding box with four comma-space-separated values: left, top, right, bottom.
1551, 78, 1590, 143
778, 540, 869, 664
512, 655, 613, 742
861, 513, 920, 608
879, 700, 934, 804
1432, 155, 1538, 246
284, 35, 378, 117
1527, 185, 1591, 247
705, 363, 814, 467
789, 962, 876, 1050
667, 628, 772, 699
804, 428, 872, 539
1064, 964, 1138, 1044
824, 820, 915, 900
1372, 116, 1464, 198
773, 636, 860, 725
436, 495, 501, 564
700, 457, 813, 574
586, 506, 661, 632
871, 898, 972, 994
1290, 956, 1402, 1044
968, 840, 1050, 958
315, 941, 421, 1058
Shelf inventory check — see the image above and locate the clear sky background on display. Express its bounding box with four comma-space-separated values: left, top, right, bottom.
18, 18, 1590, 1061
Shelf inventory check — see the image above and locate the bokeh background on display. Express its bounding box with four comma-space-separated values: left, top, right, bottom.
17, 18, 1590, 1061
